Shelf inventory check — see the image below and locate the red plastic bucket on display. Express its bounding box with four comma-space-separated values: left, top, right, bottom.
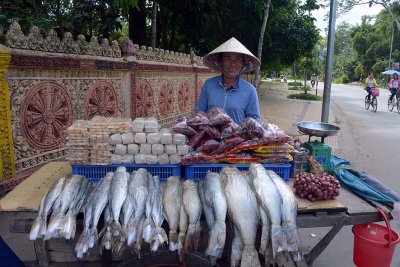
352, 208, 400, 267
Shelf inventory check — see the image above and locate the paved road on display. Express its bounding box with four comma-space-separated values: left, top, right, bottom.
299, 83, 400, 267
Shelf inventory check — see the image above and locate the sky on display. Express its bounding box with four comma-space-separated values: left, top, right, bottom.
313, 2, 384, 34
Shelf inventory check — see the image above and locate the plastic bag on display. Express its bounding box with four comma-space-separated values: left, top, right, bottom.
140, 144, 152, 155
169, 154, 181, 164
188, 130, 206, 149
114, 144, 127, 155
134, 132, 147, 144
220, 122, 239, 139
181, 152, 217, 165
127, 144, 139, 155
165, 144, 177, 155
110, 134, 123, 145
173, 133, 186, 145
147, 133, 161, 144
152, 144, 165, 155
187, 112, 211, 127
201, 126, 221, 140
210, 136, 244, 155
196, 139, 221, 154
207, 107, 232, 126
171, 117, 197, 136
177, 145, 190, 156
235, 118, 265, 139
159, 154, 170, 164
121, 133, 134, 144
160, 133, 173, 145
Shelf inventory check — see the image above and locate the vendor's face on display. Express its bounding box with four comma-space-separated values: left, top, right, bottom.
221, 52, 244, 79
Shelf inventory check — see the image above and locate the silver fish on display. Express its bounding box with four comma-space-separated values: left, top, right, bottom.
127, 168, 148, 247
100, 204, 112, 253
143, 173, 156, 243
46, 175, 84, 239
259, 205, 273, 265
178, 192, 188, 261
231, 223, 243, 267
220, 166, 260, 267
249, 163, 284, 261
267, 169, 302, 260
29, 176, 66, 240
150, 175, 168, 252
163, 176, 181, 251
182, 180, 202, 253
199, 180, 215, 231
204, 172, 227, 265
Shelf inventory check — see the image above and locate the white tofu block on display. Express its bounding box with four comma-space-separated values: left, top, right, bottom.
165, 144, 177, 155
169, 154, 181, 164
140, 144, 152, 155
127, 144, 139, 155
110, 154, 122, 164
114, 144, 127, 155
110, 134, 122, 145
132, 117, 145, 132
144, 117, 160, 133
160, 128, 171, 134
146, 154, 158, 164
135, 154, 147, 164
134, 132, 147, 144
173, 133, 186, 145
158, 154, 170, 164
121, 133, 134, 144
177, 145, 190, 156
121, 155, 135, 164
160, 133, 173, 144
152, 144, 164, 155
147, 133, 161, 144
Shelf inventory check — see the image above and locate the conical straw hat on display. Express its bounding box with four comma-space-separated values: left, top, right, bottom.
203, 37, 260, 73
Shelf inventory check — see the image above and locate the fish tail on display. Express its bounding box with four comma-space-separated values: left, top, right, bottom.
75, 227, 89, 258
194, 221, 202, 251
142, 217, 154, 243
259, 225, 270, 256
206, 221, 226, 259
29, 216, 44, 240
168, 229, 179, 251
151, 227, 168, 252
100, 227, 112, 252
286, 224, 302, 256
45, 213, 64, 240
126, 220, 138, 246
62, 211, 74, 239
184, 224, 196, 252
271, 224, 285, 259
178, 231, 186, 262
88, 227, 98, 249
240, 245, 261, 267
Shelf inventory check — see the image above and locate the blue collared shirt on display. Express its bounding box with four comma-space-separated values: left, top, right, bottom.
196, 76, 260, 124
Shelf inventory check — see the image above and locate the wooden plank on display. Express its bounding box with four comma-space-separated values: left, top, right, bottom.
336, 186, 377, 215
34, 239, 49, 267
0, 161, 71, 211
297, 213, 346, 228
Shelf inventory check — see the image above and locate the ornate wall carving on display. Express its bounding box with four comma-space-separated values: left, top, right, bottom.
84, 81, 119, 119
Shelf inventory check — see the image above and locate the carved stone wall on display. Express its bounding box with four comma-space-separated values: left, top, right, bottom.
1, 22, 215, 175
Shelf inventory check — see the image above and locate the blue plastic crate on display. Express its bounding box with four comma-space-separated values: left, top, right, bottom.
71, 164, 181, 183
184, 163, 291, 183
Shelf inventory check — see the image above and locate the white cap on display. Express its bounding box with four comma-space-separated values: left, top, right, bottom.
203, 37, 260, 73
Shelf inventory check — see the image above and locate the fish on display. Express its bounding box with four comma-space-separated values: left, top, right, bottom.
178, 193, 188, 261
46, 175, 84, 239
204, 172, 227, 265
231, 223, 243, 267
29, 176, 66, 240
259, 205, 273, 265
143, 173, 156, 243
126, 168, 148, 248
100, 204, 112, 253
199, 180, 215, 231
107, 167, 129, 241
220, 166, 260, 267
182, 180, 202, 253
249, 163, 284, 262
267, 169, 302, 260
150, 175, 168, 252
163, 176, 182, 251
63, 178, 91, 240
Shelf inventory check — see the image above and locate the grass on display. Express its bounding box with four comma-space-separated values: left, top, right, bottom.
287, 93, 322, 101
289, 86, 301, 90
288, 81, 302, 86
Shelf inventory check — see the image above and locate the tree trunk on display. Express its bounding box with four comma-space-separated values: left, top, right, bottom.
128, 0, 147, 46
253, 0, 272, 87
304, 70, 307, 94
151, 1, 158, 49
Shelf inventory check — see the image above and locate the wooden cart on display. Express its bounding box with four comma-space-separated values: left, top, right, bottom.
0, 162, 386, 267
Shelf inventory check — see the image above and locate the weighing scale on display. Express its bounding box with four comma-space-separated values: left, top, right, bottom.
296, 121, 340, 171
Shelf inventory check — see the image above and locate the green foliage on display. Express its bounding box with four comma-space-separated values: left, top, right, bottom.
289, 86, 301, 90
287, 93, 322, 100
288, 81, 302, 86
333, 74, 350, 84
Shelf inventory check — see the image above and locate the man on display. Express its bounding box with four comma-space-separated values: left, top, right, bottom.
196, 37, 260, 125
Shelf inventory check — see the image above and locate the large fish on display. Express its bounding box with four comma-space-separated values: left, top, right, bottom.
249, 163, 285, 261
231, 223, 243, 267
220, 167, 260, 267
204, 172, 227, 265
178, 192, 188, 261
267, 169, 302, 260
126, 168, 149, 248
29, 176, 66, 240
199, 180, 214, 231
150, 175, 168, 252
46, 175, 84, 239
182, 180, 202, 253
259, 205, 273, 265
163, 176, 182, 251
143, 173, 156, 243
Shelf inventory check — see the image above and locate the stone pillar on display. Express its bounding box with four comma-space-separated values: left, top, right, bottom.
0, 48, 16, 181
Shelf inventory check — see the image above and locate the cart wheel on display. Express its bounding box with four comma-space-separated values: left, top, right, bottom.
365, 95, 370, 110
397, 100, 400, 113
372, 97, 378, 112
117, 249, 218, 267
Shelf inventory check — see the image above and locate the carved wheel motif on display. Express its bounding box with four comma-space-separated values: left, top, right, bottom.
84, 81, 118, 120
158, 81, 174, 117
136, 80, 154, 117
178, 81, 191, 112
20, 82, 73, 150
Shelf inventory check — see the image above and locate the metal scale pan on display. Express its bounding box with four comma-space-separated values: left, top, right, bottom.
296, 121, 340, 143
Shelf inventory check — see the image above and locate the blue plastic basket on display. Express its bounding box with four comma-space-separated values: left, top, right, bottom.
184, 163, 291, 183
71, 164, 181, 183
